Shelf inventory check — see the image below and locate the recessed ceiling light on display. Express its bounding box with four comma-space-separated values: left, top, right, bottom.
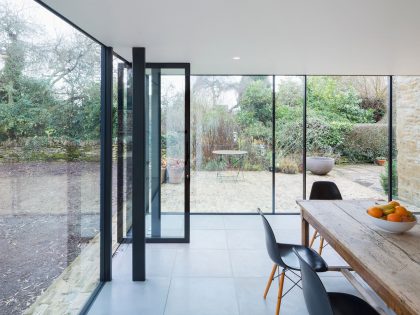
232, 56, 241, 60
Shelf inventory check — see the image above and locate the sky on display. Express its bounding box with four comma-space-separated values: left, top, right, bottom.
7, 0, 75, 37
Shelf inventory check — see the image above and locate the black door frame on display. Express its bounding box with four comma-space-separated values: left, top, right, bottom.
145, 62, 191, 244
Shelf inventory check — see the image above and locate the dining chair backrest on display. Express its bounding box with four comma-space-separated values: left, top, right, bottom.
257, 208, 284, 268
293, 248, 334, 315
309, 181, 342, 200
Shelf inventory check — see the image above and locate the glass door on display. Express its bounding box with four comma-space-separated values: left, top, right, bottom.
145, 64, 190, 242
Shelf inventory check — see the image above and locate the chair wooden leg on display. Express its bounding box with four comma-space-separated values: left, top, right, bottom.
275, 270, 285, 315
309, 230, 318, 248
264, 264, 278, 299
318, 236, 325, 255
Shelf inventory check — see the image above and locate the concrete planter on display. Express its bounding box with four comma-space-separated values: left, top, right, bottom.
306, 156, 335, 175
167, 166, 184, 184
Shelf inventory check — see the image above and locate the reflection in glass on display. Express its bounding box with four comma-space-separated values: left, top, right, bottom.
0, 1, 101, 313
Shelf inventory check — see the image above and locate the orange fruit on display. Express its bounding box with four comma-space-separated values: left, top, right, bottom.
395, 206, 409, 216
367, 207, 383, 218
388, 200, 400, 207
387, 213, 402, 222
401, 215, 411, 222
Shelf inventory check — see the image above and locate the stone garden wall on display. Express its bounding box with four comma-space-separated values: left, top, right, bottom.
395, 77, 420, 207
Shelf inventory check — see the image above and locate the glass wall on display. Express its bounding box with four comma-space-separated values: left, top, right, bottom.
146, 67, 187, 238
190, 76, 273, 212
275, 76, 304, 212
393, 77, 420, 212
188, 75, 401, 213
112, 59, 133, 249
306, 76, 389, 203
0, 0, 101, 313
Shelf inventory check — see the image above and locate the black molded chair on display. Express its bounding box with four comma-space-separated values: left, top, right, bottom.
293, 248, 379, 315
257, 209, 328, 315
309, 181, 342, 255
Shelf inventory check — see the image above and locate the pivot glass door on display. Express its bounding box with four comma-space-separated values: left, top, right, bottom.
145, 63, 190, 242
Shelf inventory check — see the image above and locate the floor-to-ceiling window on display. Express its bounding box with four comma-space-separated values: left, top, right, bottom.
186, 75, 405, 214
306, 76, 389, 203
0, 1, 102, 313
112, 58, 133, 249
190, 76, 273, 213
275, 76, 305, 212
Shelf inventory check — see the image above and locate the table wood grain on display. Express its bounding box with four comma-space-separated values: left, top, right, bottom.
298, 199, 420, 315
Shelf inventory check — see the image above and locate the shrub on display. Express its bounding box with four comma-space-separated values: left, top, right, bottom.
203, 159, 226, 171
342, 124, 387, 163
276, 157, 299, 174
276, 116, 352, 157
307, 77, 374, 123
306, 117, 352, 155
380, 160, 398, 196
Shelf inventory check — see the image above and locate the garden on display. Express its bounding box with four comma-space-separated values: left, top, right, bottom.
155, 75, 394, 213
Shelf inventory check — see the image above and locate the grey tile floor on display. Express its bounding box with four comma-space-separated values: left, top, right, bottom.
88, 215, 394, 315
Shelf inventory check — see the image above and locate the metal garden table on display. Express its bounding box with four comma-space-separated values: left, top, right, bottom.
212, 150, 248, 181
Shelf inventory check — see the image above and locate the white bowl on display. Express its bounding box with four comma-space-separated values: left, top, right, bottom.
365, 211, 417, 234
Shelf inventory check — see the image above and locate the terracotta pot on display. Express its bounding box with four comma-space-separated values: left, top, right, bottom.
375, 159, 386, 166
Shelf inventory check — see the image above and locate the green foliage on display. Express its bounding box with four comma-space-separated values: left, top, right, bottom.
275, 80, 303, 109
342, 124, 388, 162
380, 161, 398, 196
203, 159, 226, 171
307, 77, 374, 123
306, 118, 352, 155
237, 80, 272, 141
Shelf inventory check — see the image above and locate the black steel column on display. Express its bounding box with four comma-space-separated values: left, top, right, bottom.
388, 76, 393, 202
185, 64, 191, 243
303, 75, 307, 200
100, 46, 113, 282
272, 75, 276, 214
132, 47, 146, 281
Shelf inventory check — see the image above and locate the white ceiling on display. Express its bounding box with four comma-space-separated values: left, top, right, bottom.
41, 0, 420, 75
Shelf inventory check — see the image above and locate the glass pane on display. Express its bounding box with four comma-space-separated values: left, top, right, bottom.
275, 76, 304, 213
393, 77, 420, 212
112, 60, 133, 247
146, 68, 186, 238
0, 1, 100, 313
191, 76, 273, 213
306, 76, 389, 202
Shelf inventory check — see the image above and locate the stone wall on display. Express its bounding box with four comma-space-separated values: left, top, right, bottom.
395, 77, 420, 207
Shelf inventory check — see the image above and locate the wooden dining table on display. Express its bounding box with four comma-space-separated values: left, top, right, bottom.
298, 199, 420, 315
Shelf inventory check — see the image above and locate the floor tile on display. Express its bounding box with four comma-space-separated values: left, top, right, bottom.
164, 277, 239, 315
89, 278, 170, 315
172, 249, 232, 277
89, 215, 391, 315
189, 229, 227, 249
234, 277, 308, 315
230, 250, 273, 277
226, 229, 265, 250
190, 215, 226, 230
147, 248, 178, 278
224, 215, 262, 230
